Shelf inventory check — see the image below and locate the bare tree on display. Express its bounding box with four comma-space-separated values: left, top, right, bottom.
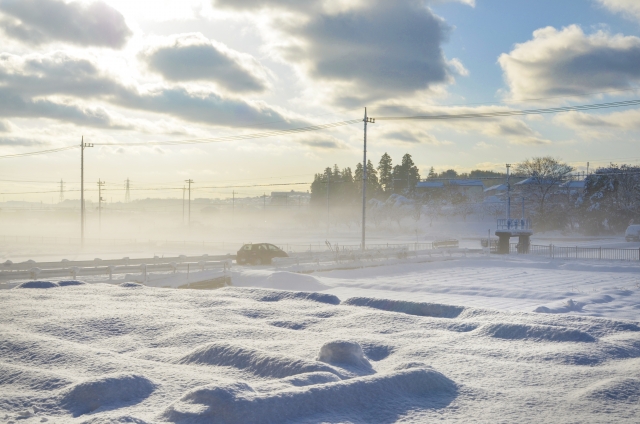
515, 157, 574, 222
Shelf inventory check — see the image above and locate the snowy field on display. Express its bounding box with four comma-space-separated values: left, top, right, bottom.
1, 256, 640, 423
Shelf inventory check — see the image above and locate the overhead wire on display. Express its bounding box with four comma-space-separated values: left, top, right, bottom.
374, 99, 640, 121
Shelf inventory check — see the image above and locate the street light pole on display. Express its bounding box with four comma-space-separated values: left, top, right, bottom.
185, 179, 193, 226
80, 136, 93, 248
361, 108, 375, 252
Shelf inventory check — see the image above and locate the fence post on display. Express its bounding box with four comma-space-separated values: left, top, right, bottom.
599, 247, 601, 260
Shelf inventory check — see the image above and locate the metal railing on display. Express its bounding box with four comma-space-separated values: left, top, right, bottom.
526, 244, 640, 261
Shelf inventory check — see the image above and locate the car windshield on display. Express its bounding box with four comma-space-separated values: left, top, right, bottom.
268, 245, 281, 251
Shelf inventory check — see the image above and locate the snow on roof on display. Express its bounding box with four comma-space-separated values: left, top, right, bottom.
448, 179, 484, 187
416, 181, 444, 188
559, 180, 586, 189
484, 184, 507, 192
514, 177, 558, 186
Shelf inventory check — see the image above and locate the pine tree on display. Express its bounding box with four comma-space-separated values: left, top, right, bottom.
427, 167, 436, 179
377, 153, 393, 194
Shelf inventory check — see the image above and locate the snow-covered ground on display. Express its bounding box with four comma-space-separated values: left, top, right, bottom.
1, 256, 639, 423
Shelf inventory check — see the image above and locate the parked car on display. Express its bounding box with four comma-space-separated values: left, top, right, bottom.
236, 243, 288, 265
625, 224, 640, 242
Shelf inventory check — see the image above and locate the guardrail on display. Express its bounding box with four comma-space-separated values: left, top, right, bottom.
508, 244, 640, 261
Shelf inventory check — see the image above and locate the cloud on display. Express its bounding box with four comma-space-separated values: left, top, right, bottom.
294, 133, 347, 150
0, 0, 132, 48
597, 0, 640, 21
215, 0, 462, 106
371, 102, 550, 145
555, 109, 640, 131
0, 135, 47, 146
380, 128, 447, 145
498, 25, 640, 100
141, 33, 271, 93
0, 52, 299, 129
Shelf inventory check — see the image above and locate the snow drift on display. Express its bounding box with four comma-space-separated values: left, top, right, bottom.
178, 343, 340, 379
161, 367, 456, 424
344, 297, 464, 318
60, 374, 155, 417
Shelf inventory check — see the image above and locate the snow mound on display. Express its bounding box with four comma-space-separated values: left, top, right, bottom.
161, 367, 456, 424
257, 372, 342, 392
81, 416, 150, 423
269, 320, 308, 330
577, 377, 640, 403
534, 299, 585, 314
60, 374, 155, 417
58, 280, 86, 287
317, 340, 371, 369
219, 287, 340, 305
265, 272, 329, 291
359, 342, 394, 361
479, 323, 596, 342
119, 282, 143, 288
344, 297, 464, 318
14, 280, 58, 289
178, 343, 339, 378
0, 362, 72, 391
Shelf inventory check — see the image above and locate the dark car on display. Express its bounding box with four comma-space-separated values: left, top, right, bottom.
236, 243, 288, 265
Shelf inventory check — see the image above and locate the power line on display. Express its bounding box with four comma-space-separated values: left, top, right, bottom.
0, 145, 78, 159
92, 120, 361, 147
374, 99, 640, 121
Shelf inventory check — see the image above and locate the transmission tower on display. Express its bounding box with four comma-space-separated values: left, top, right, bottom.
59, 179, 65, 203
125, 178, 131, 203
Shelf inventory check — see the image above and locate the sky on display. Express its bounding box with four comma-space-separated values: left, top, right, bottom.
1, 0, 640, 202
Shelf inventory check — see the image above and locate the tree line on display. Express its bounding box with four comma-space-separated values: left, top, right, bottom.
310, 153, 421, 207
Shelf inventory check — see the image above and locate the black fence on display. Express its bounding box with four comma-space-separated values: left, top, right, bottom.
524, 244, 640, 261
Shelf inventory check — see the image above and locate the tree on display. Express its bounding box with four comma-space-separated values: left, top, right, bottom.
377, 153, 394, 194
355, 160, 380, 198
514, 157, 573, 225
438, 169, 458, 179
427, 167, 436, 179
391, 154, 421, 195
582, 164, 640, 233
401, 154, 421, 195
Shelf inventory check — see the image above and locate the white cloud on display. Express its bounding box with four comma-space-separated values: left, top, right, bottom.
499, 25, 640, 101
0, 0, 132, 48
215, 0, 467, 107
0, 51, 299, 129
140, 33, 271, 93
597, 0, 640, 21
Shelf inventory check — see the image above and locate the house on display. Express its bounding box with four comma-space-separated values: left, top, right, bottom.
415, 181, 444, 198
270, 190, 310, 206
448, 179, 485, 200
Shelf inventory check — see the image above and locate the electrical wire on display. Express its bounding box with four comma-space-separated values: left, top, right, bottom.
374, 99, 640, 121
0, 145, 78, 159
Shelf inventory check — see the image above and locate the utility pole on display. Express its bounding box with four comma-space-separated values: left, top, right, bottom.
59, 179, 65, 203
182, 185, 185, 225
586, 162, 589, 176
125, 178, 130, 203
326, 172, 330, 236
361, 108, 375, 251
97, 179, 105, 232
185, 179, 193, 226
506, 163, 511, 221
80, 136, 94, 248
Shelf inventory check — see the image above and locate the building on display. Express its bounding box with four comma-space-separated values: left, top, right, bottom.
448, 179, 485, 200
